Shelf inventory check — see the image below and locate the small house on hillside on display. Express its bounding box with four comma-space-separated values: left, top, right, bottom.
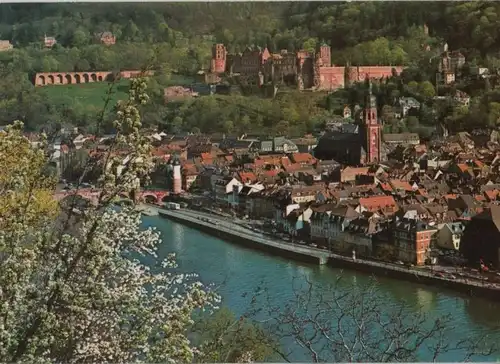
44, 35, 56, 48
0, 40, 13, 52
95, 31, 116, 45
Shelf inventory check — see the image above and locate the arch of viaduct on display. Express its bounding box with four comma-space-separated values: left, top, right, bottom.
35, 70, 155, 87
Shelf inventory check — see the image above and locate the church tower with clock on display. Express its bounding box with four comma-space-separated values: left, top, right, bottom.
363, 80, 382, 164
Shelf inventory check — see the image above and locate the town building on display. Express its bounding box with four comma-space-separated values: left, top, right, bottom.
314, 81, 384, 165
460, 206, 500, 268
383, 133, 420, 146
437, 43, 465, 85
48, 120, 500, 270
0, 40, 13, 52
44, 35, 57, 48
435, 222, 464, 251
164, 86, 199, 104
95, 31, 116, 45
393, 218, 437, 266
394, 97, 420, 118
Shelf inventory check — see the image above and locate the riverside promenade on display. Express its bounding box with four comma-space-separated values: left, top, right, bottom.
157, 207, 500, 301
159, 208, 331, 264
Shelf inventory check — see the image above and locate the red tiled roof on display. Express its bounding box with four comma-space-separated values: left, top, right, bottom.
284, 163, 302, 173
262, 169, 279, 177
485, 190, 498, 201
379, 183, 393, 192
255, 159, 266, 167
238, 171, 257, 183
444, 194, 458, 201
152, 147, 169, 157
359, 195, 397, 212
457, 163, 468, 172
475, 194, 486, 202
291, 152, 315, 164
390, 179, 413, 192
281, 157, 291, 166
224, 155, 234, 162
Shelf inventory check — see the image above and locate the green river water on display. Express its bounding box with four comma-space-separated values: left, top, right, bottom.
141, 215, 500, 362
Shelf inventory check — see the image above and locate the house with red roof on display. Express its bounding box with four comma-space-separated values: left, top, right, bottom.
357, 195, 398, 214
237, 171, 257, 184
290, 152, 315, 166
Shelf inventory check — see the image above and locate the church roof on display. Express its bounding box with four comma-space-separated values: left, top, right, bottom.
319, 131, 360, 143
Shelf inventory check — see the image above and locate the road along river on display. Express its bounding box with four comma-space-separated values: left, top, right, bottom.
140, 214, 500, 362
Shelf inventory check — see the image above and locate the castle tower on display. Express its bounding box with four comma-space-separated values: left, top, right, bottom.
172, 158, 182, 194
364, 80, 381, 163
313, 53, 322, 88
210, 43, 227, 74
318, 43, 331, 67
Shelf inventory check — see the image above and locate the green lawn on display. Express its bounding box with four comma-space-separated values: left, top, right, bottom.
40, 79, 130, 109
39, 74, 195, 109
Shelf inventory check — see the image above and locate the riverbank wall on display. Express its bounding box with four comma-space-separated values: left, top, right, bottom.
158, 209, 500, 301
159, 210, 329, 265
328, 258, 500, 300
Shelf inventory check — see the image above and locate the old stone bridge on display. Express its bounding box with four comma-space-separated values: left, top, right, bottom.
54, 188, 169, 205
35, 70, 155, 87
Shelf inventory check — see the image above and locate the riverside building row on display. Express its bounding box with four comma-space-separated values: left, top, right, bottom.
152, 129, 500, 270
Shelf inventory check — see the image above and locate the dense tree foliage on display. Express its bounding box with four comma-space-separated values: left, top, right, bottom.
3, 2, 500, 72
165, 92, 330, 137
3, 2, 500, 134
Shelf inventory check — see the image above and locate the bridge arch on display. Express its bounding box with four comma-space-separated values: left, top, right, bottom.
91, 73, 97, 82
38, 75, 46, 85
98, 75, 103, 81
75, 74, 81, 84
65, 74, 72, 84
142, 194, 157, 204
83, 73, 90, 83
57, 74, 63, 84
48, 75, 54, 84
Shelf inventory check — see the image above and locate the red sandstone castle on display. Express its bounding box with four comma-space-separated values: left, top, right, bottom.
208, 43, 405, 91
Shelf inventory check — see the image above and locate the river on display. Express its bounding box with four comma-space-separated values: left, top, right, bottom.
141, 215, 500, 362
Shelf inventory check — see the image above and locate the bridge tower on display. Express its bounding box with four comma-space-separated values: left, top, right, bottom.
172, 158, 182, 194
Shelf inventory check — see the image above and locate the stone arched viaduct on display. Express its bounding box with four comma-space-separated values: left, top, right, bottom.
34, 70, 155, 87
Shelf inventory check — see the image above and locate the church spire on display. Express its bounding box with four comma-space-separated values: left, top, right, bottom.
366, 79, 377, 110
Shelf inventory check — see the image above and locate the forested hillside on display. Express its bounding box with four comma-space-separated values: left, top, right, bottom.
1, 2, 500, 135
3, 2, 500, 68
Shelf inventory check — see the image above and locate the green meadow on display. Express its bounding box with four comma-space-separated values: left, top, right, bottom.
40, 79, 131, 110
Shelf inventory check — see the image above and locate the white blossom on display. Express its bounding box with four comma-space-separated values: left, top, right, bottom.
0, 78, 220, 363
